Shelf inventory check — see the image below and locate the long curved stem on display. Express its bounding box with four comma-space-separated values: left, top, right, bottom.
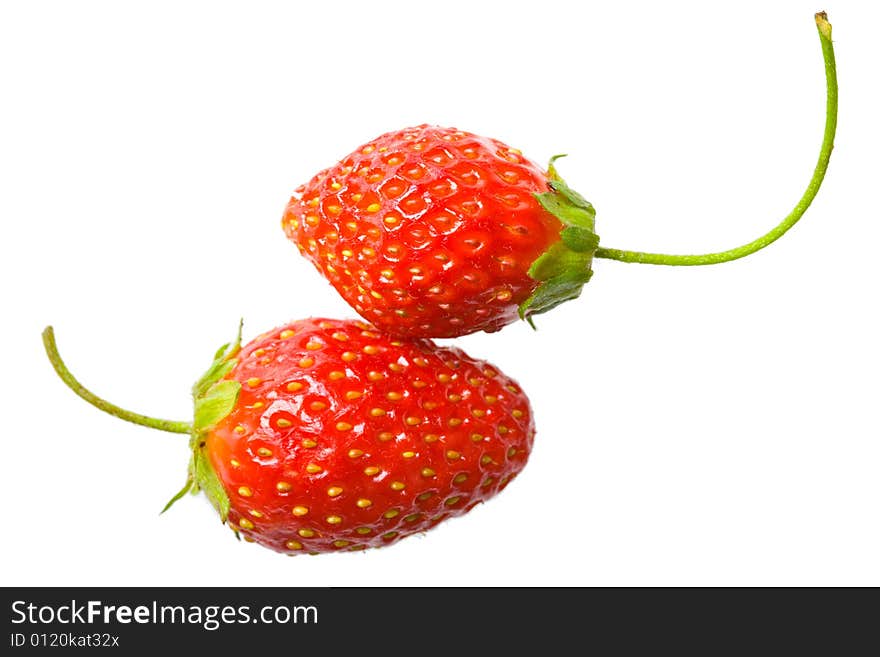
594, 12, 837, 266
42, 326, 192, 434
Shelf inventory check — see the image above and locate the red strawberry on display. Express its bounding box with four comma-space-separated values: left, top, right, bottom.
43, 318, 534, 554
282, 124, 598, 338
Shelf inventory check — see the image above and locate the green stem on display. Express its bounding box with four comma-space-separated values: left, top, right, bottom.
42, 326, 192, 434
594, 12, 837, 266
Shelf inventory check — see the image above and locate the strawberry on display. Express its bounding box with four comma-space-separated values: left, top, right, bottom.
43, 318, 534, 554
282, 124, 598, 338
282, 18, 838, 341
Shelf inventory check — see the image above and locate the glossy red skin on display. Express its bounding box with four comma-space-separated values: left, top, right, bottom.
206, 318, 534, 554
282, 125, 563, 338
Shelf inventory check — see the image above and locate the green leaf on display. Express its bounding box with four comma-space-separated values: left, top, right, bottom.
192, 449, 231, 522
521, 158, 600, 324
192, 320, 244, 399
193, 380, 241, 431
160, 475, 194, 514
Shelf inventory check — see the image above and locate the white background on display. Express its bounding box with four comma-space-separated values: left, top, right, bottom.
2, 0, 877, 587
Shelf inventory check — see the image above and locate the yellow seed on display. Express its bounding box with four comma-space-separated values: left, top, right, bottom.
326, 515, 342, 525
388, 362, 404, 372
330, 181, 342, 190
418, 492, 435, 501
482, 477, 495, 488
341, 249, 354, 257
286, 540, 303, 550
327, 205, 341, 215
351, 193, 363, 202
298, 528, 315, 538
309, 401, 328, 411
331, 331, 349, 341
230, 459, 241, 468
328, 370, 345, 381
368, 371, 385, 381
238, 486, 253, 497
363, 466, 380, 476
496, 289, 512, 301
254, 348, 266, 357
246, 377, 261, 388
484, 395, 498, 404
513, 409, 525, 418
448, 418, 462, 427
280, 329, 296, 339
362, 145, 374, 154
405, 416, 422, 426
365, 203, 381, 213
423, 401, 439, 411
234, 425, 246, 435
384, 509, 400, 519
412, 380, 428, 389
305, 215, 319, 227
336, 422, 353, 431
470, 433, 483, 442
257, 447, 273, 457
508, 447, 517, 458
305, 463, 323, 474
448, 394, 462, 403
363, 345, 379, 355
404, 514, 420, 523
276, 481, 292, 492
306, 340, 323, 351
239, 518, 254, 530
402, 451, 415, 459
446, 450, 460, 460
386, 391, 403, 401
383, 532, 399, 540
377, 432, 394, 442
327, 486, 344, 497
249, 509, 263, 518
472, 409, 486, 418
421, 468, 436, 478
453, 473, 468, 484
481, 455, 493, 465
445, 496, 461, 506
423, 434, 439, 443
298, 357, 315, 368
302, 439, 318, 448
356, 498, 372, 508
469, 377, 483, 386
333, 539, 350, 547
286, 381, 304, 392
390, 481, 405, 491
348, 449, 364, 459
356, 527, 372, 535
383, 215, 399, 225
291, 505, 310, 518
369, 407, 386, 417
498, 425, 509, 434
276, 418, 292, 428
341, 351, 357, 363
249, 401, 265, 409
437, 373, 451, 383
345, 390, 363, 400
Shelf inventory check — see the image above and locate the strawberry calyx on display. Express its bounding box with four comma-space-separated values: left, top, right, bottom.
163, 321, 244, 520
519, 156, 600, 326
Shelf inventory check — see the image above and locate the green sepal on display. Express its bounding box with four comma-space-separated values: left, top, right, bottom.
191, 319, 243, 399
191, 448, 232, 522
194, 380, 241, 432
160, 475, 194, 515
163, 321, 243, 518
519, 157, 600, 324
